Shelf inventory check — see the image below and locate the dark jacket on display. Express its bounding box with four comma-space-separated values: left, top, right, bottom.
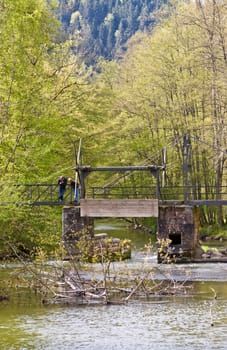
58, 177, 67, 189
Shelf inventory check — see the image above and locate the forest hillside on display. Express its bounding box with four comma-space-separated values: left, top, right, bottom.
57, 0, 167, 64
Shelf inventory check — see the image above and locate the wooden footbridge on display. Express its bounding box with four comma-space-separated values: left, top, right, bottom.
13, 160, 226, 263
6, 134, 227, 209
4, 135, 227, 262
9, 179, 227, 208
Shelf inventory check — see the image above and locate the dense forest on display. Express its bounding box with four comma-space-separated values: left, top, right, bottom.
57, 0, 167, 64
0, 0, 226, 259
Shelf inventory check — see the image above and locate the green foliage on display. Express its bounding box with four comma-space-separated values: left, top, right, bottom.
66, 229, 131, 263
0, 0, 92, 184
0, 206, 62, 259
200, 224, 227, 239
0, 0, 92, 258
201, 245, 218, 253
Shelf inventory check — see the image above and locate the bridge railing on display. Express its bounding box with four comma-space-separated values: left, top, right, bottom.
159, 185, 227, 201
89, 185, 227, 201
88, 186, 158, 199
11, 184, 76, 205
1, 184, 227, 205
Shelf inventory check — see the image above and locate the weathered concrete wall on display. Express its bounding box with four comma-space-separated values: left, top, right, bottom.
80, 199, 159, 217
157, 205, 200, 262
62, 206, 94, 258
62, 204, 201, 263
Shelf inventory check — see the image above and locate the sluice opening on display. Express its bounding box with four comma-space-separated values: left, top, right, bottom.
169, 233, 181, 246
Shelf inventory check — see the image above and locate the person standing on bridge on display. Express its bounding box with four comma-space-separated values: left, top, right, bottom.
68, 178, 79, 203
58, 175, 67, 201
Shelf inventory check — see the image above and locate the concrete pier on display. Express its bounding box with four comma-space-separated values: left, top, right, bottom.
62, 206, 94, 258
62, 206, 131, 261
157, 205, 200, 262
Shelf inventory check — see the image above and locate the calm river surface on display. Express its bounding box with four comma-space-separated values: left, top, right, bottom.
1, 219, 227, 350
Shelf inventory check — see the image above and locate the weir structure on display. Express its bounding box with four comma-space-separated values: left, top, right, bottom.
62, 165, 161, 260
62, 162, 201, 263
5, 135, 226, 263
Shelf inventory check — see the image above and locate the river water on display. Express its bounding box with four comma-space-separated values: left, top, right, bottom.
1, 219, 227, 350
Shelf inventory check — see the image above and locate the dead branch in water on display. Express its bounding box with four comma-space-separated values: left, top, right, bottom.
1, 239, 193, 305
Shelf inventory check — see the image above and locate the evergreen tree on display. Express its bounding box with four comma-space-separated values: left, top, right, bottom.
57, 0, 167, 64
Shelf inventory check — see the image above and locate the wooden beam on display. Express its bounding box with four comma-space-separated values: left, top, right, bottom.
75, 165, 164, 172
80, 199, 159, 217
